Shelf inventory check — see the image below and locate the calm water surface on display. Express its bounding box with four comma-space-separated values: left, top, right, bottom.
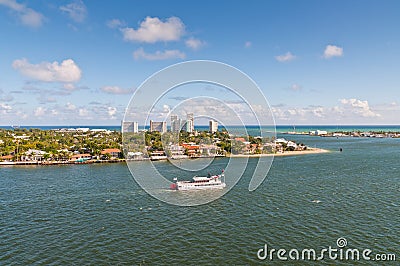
1, 135, 399, 265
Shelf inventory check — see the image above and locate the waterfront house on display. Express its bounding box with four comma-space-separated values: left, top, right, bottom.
21, 149, 47, 161
101, 148, 121, 159
127, 151, 144, 160
181, 143, 200, 157
166, 144, 188, 159
0, 155, 13, 162
70, 153, 92, 162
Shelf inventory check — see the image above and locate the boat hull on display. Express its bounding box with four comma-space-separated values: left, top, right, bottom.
176, 182, 226, 190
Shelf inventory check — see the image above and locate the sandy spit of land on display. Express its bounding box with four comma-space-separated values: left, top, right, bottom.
227, 148, 330, 158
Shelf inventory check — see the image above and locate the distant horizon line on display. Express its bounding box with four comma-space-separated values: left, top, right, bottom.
1, 124, 399, 127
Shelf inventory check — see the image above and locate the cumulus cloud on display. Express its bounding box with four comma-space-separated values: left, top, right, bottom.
133, 48, 185, 60
12, 58, 82, 83
106, 18, 124, 29
59, 0, 87, 23
0, 0, 44, 27
107, 106, 117, 117
100, 86, 133, 95
162, 104, 170, 113
271, 99, 381, 123
185, 37, 205, 50
323, 45, 343, 58
121, 16, 185, 43
312, 107, 324, 117
34, 106, 46, 117
275, 52, 296, 62
65, 102, 76, 110
63, 83, 76, 91
0, 103, 12, 113
290, 84, 301, 91
78, 108, 89, 117
339, 98, 380, 117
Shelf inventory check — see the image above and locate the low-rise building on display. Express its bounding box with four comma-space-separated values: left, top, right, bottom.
101, 148, 121, 158
21, 149, 47, 161
70, 153, 92, 161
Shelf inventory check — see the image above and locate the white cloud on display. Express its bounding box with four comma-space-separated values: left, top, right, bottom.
78, 108, 89, 117
121, 16, 185, 43
269, 99, 387, 124
312, 107, 324, 117
106, 18, 123, 29
59, 0, 87, 23
107, 106, 117, 117
244, 41, 252, 48
133, 48, 186, 61
0, 103, 12, 112
65, 102, 76, 110
290, 84, 301, 91
185, 37, 205, 50
162, 104, 170, 113
12, 58, 82, 83
63, 83, 76, 91
100, 86, 132, 95
323, 45, 343, 58
275, 52, 296, 62
271, 105, 328, 122
34, 106, 46, 117
0, 0, 44, 27
339, 98, 380, 117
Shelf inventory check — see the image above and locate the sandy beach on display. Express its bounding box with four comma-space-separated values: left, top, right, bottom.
227, 148, 330, 158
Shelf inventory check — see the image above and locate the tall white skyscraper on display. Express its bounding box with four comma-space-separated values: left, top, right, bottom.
122, 121, 139, 133
187, 113, 194, 132
184, 119, 193, 133
150, 120, 167, 133
209, 120, 218, 133
171, 115, 181, 132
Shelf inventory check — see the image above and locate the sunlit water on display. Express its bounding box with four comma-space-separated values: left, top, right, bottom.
1, 135, 399, 265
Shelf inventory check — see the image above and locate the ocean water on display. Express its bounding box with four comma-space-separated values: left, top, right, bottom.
2, 125, 400, 134
0, 135, 399, 265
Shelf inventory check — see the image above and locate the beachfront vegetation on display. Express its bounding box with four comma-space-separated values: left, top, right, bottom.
1, 127, 309, 162
0, 128, 122, 161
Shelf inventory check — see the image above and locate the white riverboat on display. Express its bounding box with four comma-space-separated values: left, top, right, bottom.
170, 170, 226, 190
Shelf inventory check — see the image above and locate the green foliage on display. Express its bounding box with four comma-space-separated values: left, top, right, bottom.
0, 129, 123, 158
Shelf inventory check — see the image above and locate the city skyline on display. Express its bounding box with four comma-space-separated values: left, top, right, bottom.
0, 0, 399, 125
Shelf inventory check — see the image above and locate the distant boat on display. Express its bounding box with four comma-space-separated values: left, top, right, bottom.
170, 170, 226, 190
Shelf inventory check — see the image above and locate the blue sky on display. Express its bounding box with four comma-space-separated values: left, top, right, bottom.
0, 0, 399, 125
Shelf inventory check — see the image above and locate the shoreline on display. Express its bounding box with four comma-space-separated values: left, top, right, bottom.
0, 159, 125, 166
227, 148, 330, 158
0, 149, 331, 166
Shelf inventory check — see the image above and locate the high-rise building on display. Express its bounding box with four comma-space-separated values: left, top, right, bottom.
209, 120, 218, 133
187, 113, 194, 132
150, 120, 167, 133
183, 119, 193, 133
170, 115, 181, 132
122, 121, 139, 133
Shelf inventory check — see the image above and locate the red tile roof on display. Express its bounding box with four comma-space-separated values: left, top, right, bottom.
101, 148, 121, 154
